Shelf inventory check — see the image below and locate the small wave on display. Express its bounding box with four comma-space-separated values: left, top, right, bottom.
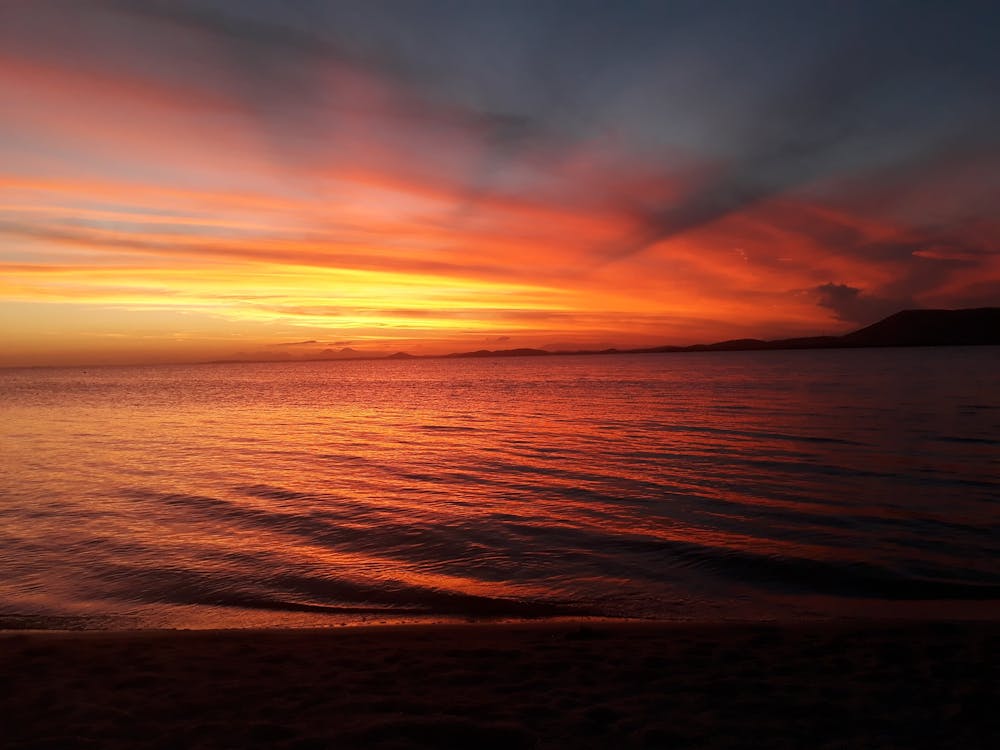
86, 559, 596, 620
631, 537, 1000, 600
0, 614, 140, 631
660, 423, 866, 446
235, 484, 318, 502
933, 436, 1000, 445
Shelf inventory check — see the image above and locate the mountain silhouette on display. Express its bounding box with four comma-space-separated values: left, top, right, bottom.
439, 308, 999, 360
838, 308, 1000, 347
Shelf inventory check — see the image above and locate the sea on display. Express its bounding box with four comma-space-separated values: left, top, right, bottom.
2, 347, 998, 629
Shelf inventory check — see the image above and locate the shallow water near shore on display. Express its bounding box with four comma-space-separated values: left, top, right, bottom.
2, 347, 999, 629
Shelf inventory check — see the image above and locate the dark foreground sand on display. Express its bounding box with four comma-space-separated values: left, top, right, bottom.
2, 620, 998, 749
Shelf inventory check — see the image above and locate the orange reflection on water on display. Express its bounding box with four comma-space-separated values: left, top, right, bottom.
2, 349, 999, 627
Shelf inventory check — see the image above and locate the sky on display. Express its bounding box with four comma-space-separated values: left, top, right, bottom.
1, 0, 998, 366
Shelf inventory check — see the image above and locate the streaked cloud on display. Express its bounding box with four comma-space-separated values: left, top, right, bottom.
0, 0, 997, 365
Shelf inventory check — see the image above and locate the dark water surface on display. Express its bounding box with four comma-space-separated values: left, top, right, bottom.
2, 348, 998, 628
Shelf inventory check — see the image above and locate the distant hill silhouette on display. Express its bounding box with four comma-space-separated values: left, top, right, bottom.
203, 308, 998, 366
317, 347, 363, 359
445, 348, 550, 359
434, 308, 999, 360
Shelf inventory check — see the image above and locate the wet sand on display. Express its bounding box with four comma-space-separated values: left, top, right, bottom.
2, 620, 998, 749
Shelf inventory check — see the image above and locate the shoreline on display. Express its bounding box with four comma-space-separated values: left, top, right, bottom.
4, 619, 997, 749
5, 596, 1000, 633
3, 611, 999, 633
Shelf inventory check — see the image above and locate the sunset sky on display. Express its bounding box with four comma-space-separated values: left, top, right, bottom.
1, 0, 998, 366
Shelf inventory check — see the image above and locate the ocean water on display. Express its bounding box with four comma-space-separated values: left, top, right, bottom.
1, 348, 999, 629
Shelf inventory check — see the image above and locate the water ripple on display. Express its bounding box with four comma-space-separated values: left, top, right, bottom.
2, 348, 999, 626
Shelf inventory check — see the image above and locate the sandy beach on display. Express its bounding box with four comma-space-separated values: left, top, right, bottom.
2, 620, 997, 749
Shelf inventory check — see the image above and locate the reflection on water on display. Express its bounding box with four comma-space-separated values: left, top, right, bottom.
1, 348, 999, 628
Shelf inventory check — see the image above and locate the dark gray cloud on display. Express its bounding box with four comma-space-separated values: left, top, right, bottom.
79, 2, 992, 210
604, 2, 1000, 262
814, 283, 910, 325
815, 224, 991, 323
